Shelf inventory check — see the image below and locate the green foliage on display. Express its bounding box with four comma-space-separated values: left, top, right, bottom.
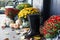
45, 31, 58, 38
16, 3, 32, 10
55, 24, 60, 28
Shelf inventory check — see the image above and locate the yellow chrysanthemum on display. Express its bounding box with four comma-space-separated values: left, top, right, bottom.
18, 7, 39, 19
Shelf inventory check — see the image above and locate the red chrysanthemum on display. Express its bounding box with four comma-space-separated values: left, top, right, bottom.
5, 8, 19, 19
41, 15, 60, 38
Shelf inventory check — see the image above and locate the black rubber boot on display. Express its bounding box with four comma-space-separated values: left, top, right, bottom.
25, 14, 40, 38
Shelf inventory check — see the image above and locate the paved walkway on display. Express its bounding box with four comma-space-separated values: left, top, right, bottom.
0, 14, 21, 40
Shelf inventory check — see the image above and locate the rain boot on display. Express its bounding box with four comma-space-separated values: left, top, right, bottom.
25, 14, 41, 38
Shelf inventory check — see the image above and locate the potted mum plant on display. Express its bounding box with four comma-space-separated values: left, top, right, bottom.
41, 15, 60, 40
4, 6, 19, 27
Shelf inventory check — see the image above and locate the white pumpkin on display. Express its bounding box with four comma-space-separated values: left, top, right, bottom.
5, 16, 14, 26
9, 23, 14, 28
10, 23, 19, 29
